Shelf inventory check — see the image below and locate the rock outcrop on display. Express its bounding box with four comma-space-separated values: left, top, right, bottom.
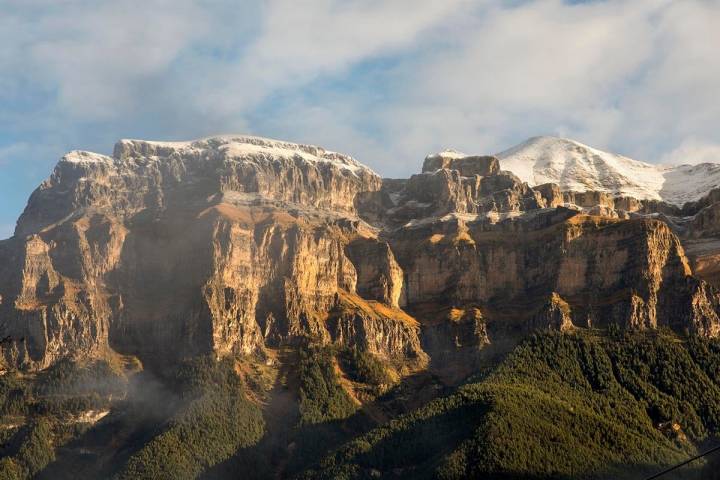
327, 291, 426, 369
422, 151, 500, 177
0, 136, 399, 370
2, 135, 720, 372
531, 293, 573, 332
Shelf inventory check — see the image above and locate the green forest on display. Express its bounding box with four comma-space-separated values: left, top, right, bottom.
3, 331, 720, 479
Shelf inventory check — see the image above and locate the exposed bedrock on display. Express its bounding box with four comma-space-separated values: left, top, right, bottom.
386, 213, 718, 336
2, 137, 720, 372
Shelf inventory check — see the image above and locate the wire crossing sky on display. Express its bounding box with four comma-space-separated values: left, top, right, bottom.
1, 0, 719, 239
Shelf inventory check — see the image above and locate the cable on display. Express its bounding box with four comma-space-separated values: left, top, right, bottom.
643, 443, 720, 480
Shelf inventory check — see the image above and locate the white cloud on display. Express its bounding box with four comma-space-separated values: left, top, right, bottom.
191, 0, 465, 119
661, 138, 720, 166
16, 1, 213, 118
355, 0, 675, 167
0, 0, 719, 182
303, 0, 720, 172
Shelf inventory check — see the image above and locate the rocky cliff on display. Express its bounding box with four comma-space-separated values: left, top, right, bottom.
1, 136, 720, 372
0, 136, 417, 371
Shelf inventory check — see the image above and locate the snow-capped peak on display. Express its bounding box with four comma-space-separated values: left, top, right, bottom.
496, 136, 720, 206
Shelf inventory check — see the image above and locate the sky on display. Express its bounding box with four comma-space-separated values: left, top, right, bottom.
1, 0, 719, 239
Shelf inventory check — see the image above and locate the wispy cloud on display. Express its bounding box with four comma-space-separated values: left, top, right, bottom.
0, 0, 719, 227
661, 138, 720, 166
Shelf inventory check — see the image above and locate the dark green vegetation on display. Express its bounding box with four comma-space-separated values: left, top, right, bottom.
0, 356, 264, 480
339, 347, 396, 396
117, 357, 264, 480
0, 418, 54, 480
301, 331, 720, 479
0, 359, 126, 480
298, 345, 358, 425
4, 332, 720, 479
0, 358, 125, 418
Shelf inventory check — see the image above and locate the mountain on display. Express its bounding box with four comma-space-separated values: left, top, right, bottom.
4, 135, 720, 479
496, 136, 720, 206
4, 135, 720, 371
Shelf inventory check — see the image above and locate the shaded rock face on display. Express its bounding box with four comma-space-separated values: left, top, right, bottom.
2, 136, 720, 372
327, 292, 426, 369
531, 293, 573, 332
418, 305, 489, 372
690, 203, 720, 238
345, 239, 404, 307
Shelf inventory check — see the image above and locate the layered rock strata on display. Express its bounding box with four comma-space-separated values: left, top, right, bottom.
2, 137, 720, 372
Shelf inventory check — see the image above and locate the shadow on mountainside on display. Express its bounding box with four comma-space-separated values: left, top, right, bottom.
203, 348, 455, 480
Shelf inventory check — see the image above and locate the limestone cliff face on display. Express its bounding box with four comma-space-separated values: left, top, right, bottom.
417, 305, 489, 371
385, 211, 716, 337
0, 218, 124, 369
0, 137, 411, 370
327, 292, 426, 369
422, 151, 500, 177
2, 136, 720, 372
690, 203, 720, 238
345, 238, 404, 307
376, 163, 544, 226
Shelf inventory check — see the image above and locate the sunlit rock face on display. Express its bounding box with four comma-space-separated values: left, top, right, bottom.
0, 136, 389, 370
2, 135, 720, 372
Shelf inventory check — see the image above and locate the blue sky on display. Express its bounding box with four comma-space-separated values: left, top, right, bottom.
1, 0, 720, 239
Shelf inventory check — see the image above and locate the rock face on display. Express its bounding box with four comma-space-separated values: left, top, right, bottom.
422, 150, 500, 177
16, 136, 379, 238
0, 136, 401, 370
2, 135, 720, 372
327, 291, 425, 368
531, 293, 573, 332
383, 209, 716, 337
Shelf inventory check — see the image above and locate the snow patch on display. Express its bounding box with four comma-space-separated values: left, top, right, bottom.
117, 135, 368, 175
426, 148, 468, 160
61, 151, 113, 165
497, 136, 720, 206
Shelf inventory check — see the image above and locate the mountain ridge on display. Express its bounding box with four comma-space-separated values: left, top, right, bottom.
5, 134, 720, 479
495, 135, 720, 206
3, 134, 720, 372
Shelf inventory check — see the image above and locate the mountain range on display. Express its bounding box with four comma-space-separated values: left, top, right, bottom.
2, 134, 720, 479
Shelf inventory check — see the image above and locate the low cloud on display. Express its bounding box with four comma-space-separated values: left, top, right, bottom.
661, 138, 720, 166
